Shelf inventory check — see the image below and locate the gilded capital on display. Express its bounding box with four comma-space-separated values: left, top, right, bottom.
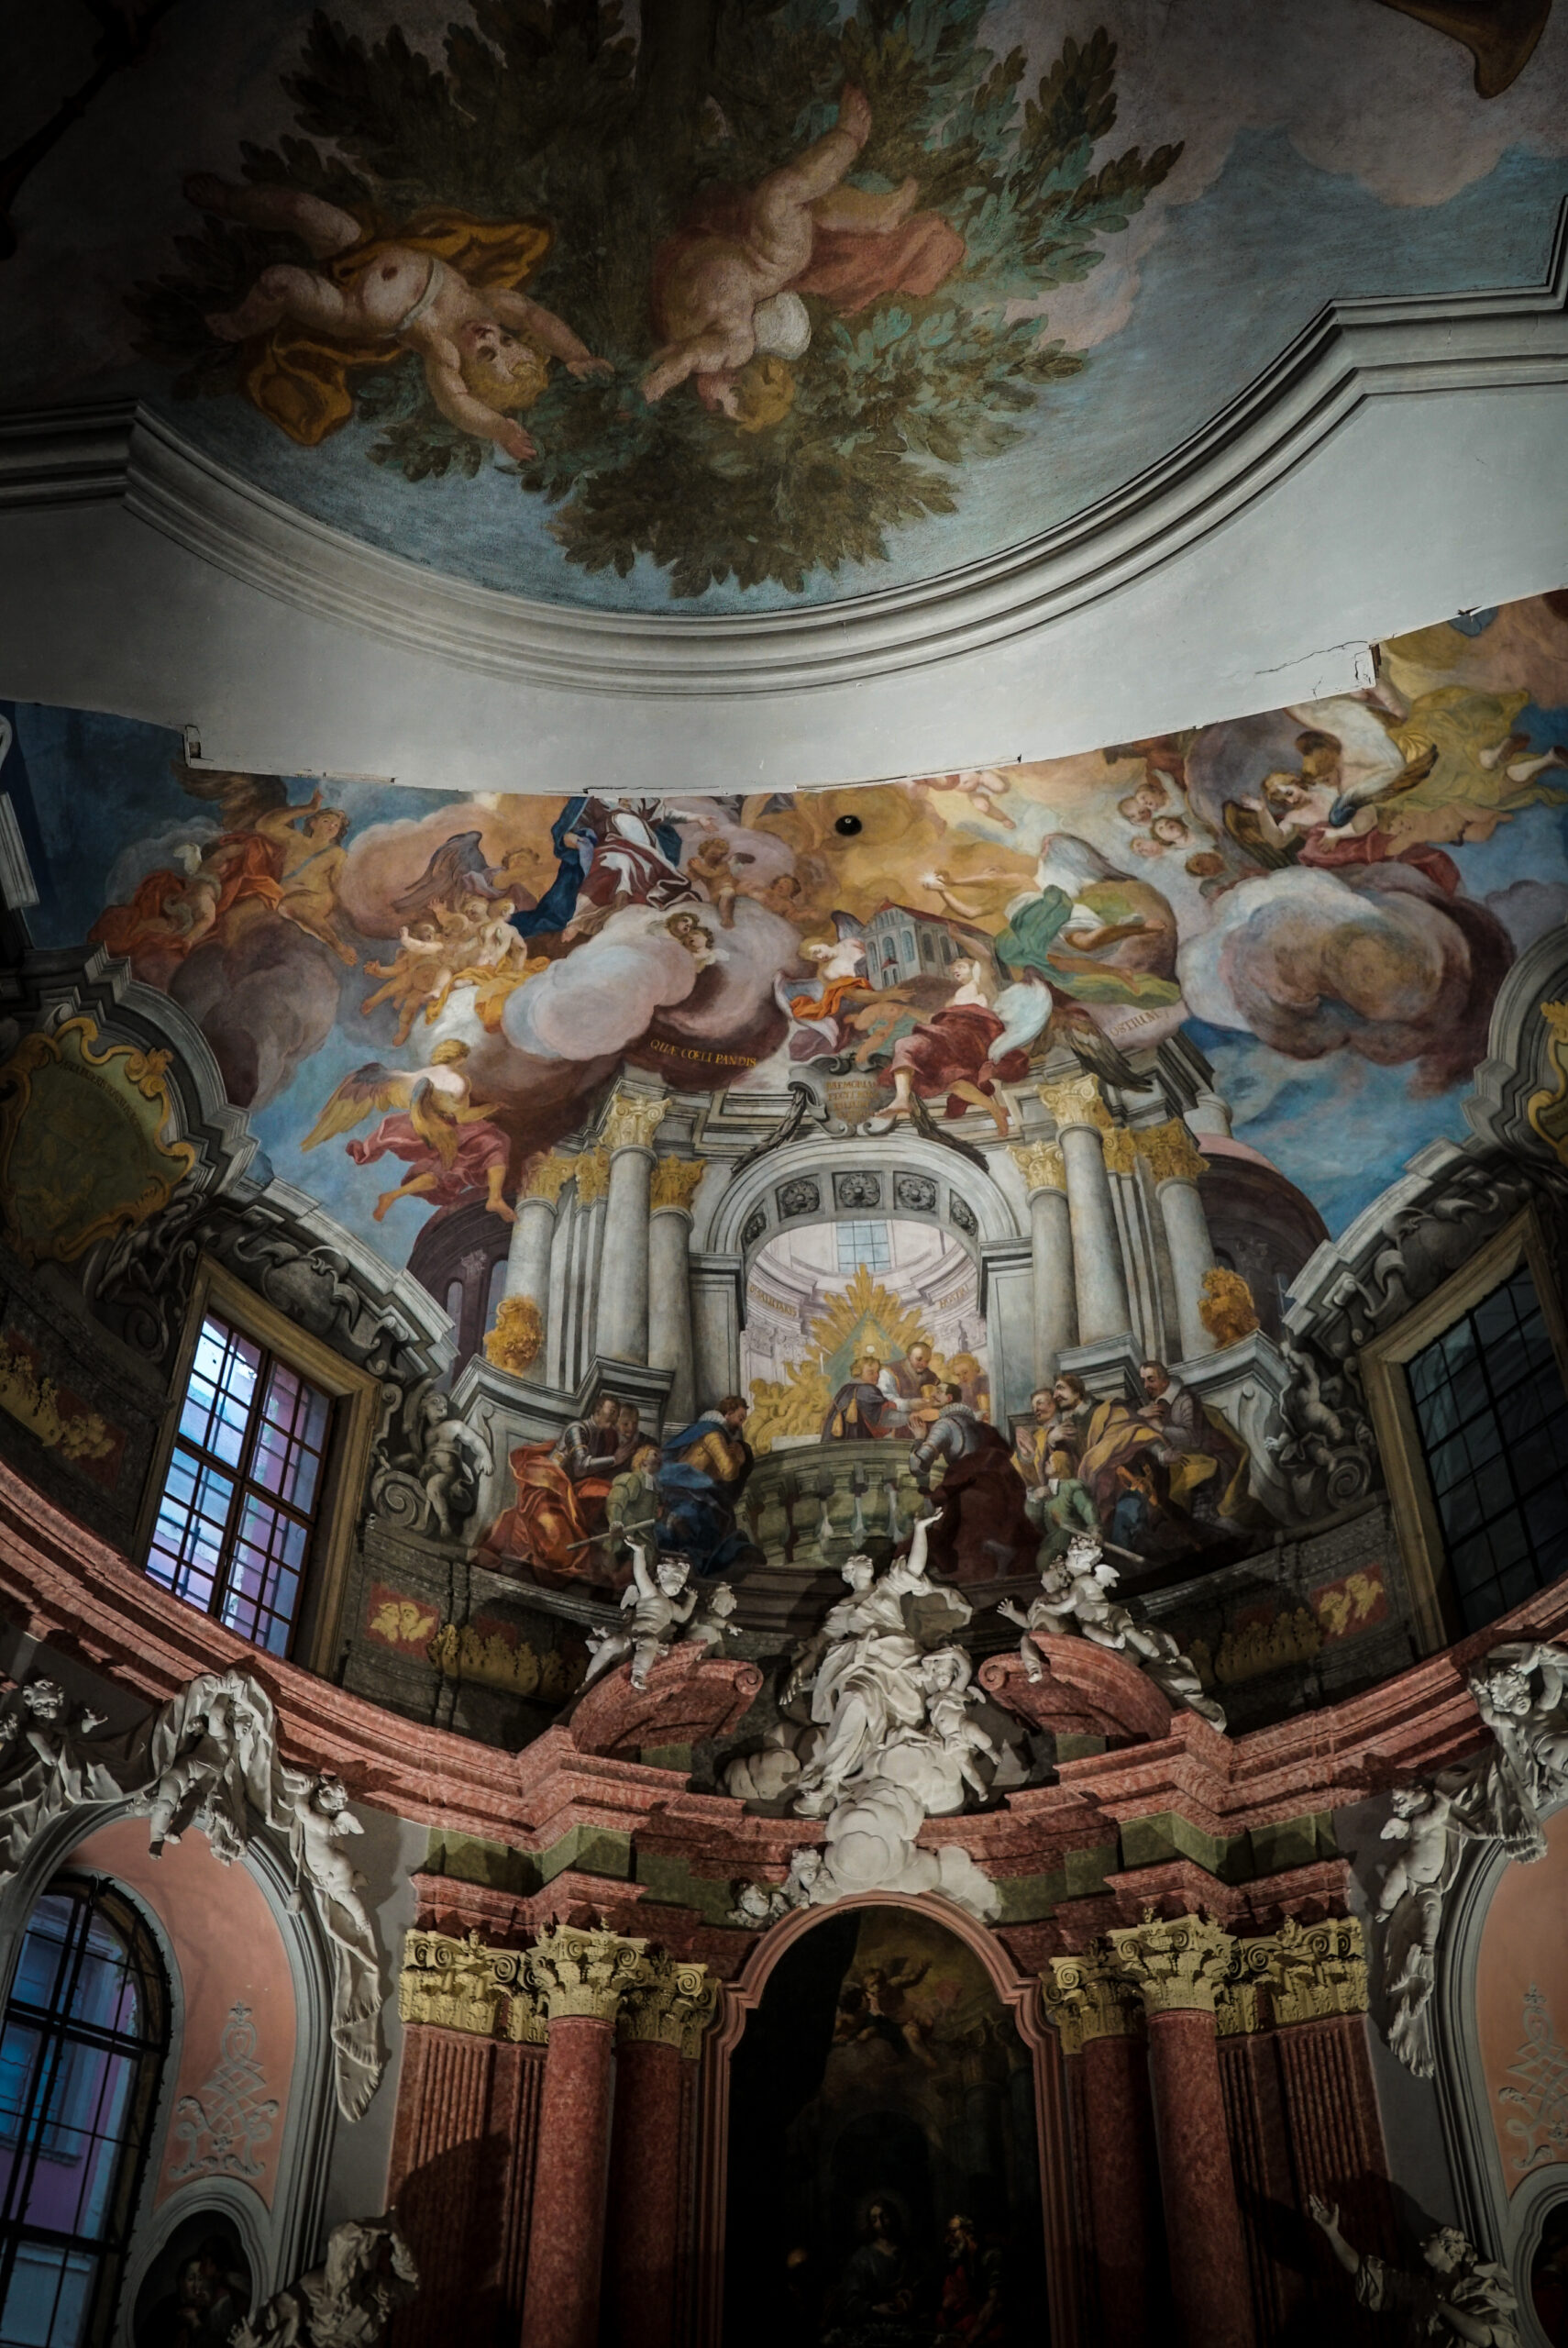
1010, 1141, 1066, 1195
484, 1294, 543, 1377
1043, 1950, 1143, 2055
1137, 1118, 1207, 1186
1100, 1126, 1136, 1176
398, 1928, 546, 2043
524, 1924, 648, 2022
1223, 1915, 1369, 2035
650, 1157, 707, 1215
525, 1154, 579, 1206
1038, 1073, 1111, 1134
1101, 1911, 1237, 2017
573, 1148, 610, 1207
618, 1952, 719, 2057
602, 1091, 668, 1155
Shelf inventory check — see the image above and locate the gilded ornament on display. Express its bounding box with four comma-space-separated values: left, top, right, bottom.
1136, 1118, 1207, 1186
1527, 1001, 1568, 1166
650, 1157, 706, 1214
1009, 1141, 1066, 1194
1198, 1265, 1259, 1347
1037, 1073, 1111, 1134
1042, 1950, 1143, 2054
1101, 1910, 1237, 2015
601, 1090, 668, 1153
618, 1952, 718, 2057
1100, 1125, 1136, 1176
525, 1154, 579, 1205
524, 1923, 648, 2021
573, 1148, 610, 1207
398, 1928, 546, 2043
0, 1016, 197, 1265
483, 1294, 544, 1377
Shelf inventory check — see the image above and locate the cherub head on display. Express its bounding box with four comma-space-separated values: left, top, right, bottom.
312, 1772, 351, 1818
705, 1581, 738, 1620
1150, 814, 1189, 848
1475, 1662, 1532, 1718
656, 1556, 692, 1599
457, 318, 550, 415
22, 1679, 64, 1722
1064, 1531, 1110, 1582
1388, 1784, 1433, 1821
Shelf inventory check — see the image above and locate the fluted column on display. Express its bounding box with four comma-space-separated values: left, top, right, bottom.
519, 1925, 647, 2348
1039, 1075, 1132, 1343
1141, 1120, 1217, 1361
605, 1955, 717, 2348
595, 1092, 668, 1364
1043, 1953, 1160, 2348
1103, 1913, 1254, 2348
1010, 1142, 1077, 1383
648, 1159, 704, 1428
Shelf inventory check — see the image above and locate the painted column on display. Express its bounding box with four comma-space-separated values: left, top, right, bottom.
1043, 1954, 1161, 2348
648, 1160, 705, 1428
1104, 1914, 1254, 2348
595, 1092, 668, 1365
1010, 1142, 1077, 1383
1039, 1074, 1132, 1343
520, 1925, 648, 2348
605, 1955, 717, 2348
496, 1155, 574, 1375
1141, 1120, 1218, 1362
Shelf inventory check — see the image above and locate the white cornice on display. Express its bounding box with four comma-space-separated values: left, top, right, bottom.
2, 197, 1564, 709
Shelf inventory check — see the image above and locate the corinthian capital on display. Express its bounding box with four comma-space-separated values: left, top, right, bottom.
1038, 1072, 1112, 1134
573, 1148, 610, 1207
1137, 1118, 1207, 1186
602, 1091, 668, 1154
1010, 1141, 1066, 1194
525, 1154, 579, 1205
1042, 1949, 1143, 2054
618, 1952, 719, 2056
649, 1157, 707, 1214
1101, 1911, 1237, 2016
524, 1925, 648, 2022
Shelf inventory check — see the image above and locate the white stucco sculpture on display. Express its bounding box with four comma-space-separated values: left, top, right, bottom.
282, 1769, 387, 2122
140, 1669, 282, 1863
1375, 1637, 1568, 2077
995, 1532, 1227, 1731
0, 1679, 120, 1878
582, 1539, 697, 1691
1308, 2197, 1519, 2344
233, 2210, 420, 2348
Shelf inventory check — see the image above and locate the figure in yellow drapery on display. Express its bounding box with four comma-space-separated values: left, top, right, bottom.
184, 177, 609, 459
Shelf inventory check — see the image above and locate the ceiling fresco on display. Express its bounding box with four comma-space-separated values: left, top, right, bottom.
2, 2, 1565, 612
3, 586, 1565, 1271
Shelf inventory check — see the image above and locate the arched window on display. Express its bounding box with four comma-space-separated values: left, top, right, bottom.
0, 1879, 170, 2347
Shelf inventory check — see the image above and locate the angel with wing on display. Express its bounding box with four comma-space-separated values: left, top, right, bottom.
390, 829, 538, 924
302, 1037, 514, 1224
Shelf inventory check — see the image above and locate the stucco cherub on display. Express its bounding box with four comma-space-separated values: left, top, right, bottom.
581, 1538, 697, 1691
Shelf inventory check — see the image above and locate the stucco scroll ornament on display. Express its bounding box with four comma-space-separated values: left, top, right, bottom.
232, 2210, 420, 2348
369, 1375, 491, 1540
0, 1678, 121, 1879
1375, 1639, 1568, 2078
996, 1533, 1227, 1732
1266, 1334, 1375, 1519
726, 1518, 1001, 1921
1307, 2198, 1520, 2345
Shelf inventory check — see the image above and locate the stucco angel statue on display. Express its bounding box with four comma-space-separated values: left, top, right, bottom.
1308, 2197, 1519, 2344
233, 2210, 419, 2348
0, 1679, 121, 1879
996, 1532, 1226, 1730
582, 1538, 697, 1691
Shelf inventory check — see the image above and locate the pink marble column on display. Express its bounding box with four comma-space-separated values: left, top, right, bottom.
604, 1955, 717, 2348
519, 1926, 648, 2348
1081, 2028, 1163, 2345
1102, 1913, 1254, 2348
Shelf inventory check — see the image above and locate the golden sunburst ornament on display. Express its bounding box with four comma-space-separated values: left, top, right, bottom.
746, 1267, 940, 1454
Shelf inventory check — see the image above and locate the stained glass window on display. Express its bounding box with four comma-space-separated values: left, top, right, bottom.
145, 1312, 332, 1656
0, 1882, 169, 2348
1407, 1265, 1568, 1634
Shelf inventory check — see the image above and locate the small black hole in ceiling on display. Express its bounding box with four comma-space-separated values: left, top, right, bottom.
834, 814, 863, 836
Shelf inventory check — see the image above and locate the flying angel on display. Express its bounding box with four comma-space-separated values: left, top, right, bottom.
301, 1039, 514, 1224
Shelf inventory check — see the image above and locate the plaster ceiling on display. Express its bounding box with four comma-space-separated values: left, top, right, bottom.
3, 0, 1565, 630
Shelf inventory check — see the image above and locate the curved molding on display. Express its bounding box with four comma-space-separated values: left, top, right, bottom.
1, 199, 1563, 704
700, 1126, 1022, 1262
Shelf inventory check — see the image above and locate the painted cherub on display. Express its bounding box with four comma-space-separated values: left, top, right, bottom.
688, 834, 739, 927
187, 177, 610, 462
582, 1540, 697, 1691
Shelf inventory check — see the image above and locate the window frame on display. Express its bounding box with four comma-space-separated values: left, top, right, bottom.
0, 1874, 171, 2348
1361, 1206, 1568, 1652
138, 1257, 379, 1678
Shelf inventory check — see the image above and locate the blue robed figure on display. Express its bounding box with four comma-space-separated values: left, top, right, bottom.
658, 1397, 757, 1578
511, 795, 593, 939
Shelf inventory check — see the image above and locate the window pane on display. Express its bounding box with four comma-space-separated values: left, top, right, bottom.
176, 1319, 260, 1467
0, 2241, 95, 2347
